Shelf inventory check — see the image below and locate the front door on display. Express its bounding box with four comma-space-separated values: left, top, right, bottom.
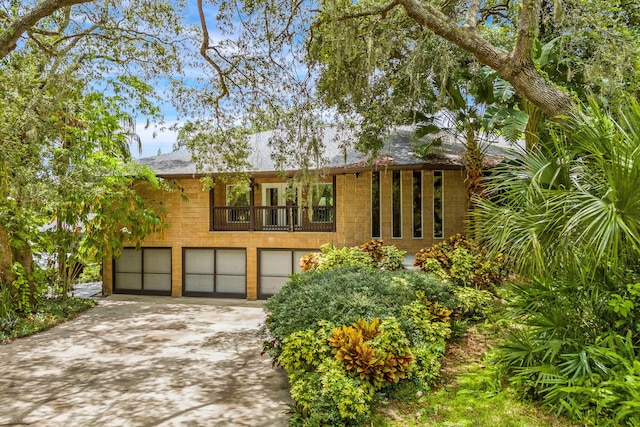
263, 184, 287, 228
262, 183, 300, 229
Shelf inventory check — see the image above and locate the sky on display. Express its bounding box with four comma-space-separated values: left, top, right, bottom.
133, 120, 179, 159
131, 3, 216, 159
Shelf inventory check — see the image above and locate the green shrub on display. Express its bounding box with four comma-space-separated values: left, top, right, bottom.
1, 296, 96, 342
418, 258, 449, 281
454, 287, 496, 320
317, 246, 374, 271
260, 266, 483, 425
377, 245, 407, 271
450, 248, 475, 286
414, 234, 508, 289
302, 240, 406, 273
262, 268, 454, 359
328, 318, 414, 389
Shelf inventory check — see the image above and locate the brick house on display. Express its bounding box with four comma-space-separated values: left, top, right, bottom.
102, 127, 511, 300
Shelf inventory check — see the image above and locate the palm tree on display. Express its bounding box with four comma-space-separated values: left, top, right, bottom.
475, 100, 640, 419
477, 99, 640, 281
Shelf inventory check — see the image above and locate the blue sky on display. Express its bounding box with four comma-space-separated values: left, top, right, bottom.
132, 3, 215, 159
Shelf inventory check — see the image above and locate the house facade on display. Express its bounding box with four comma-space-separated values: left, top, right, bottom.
102, 128, 506, 300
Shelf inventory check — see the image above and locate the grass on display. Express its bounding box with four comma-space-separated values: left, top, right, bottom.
0, 297, 96, 343
370, 324, 577, 427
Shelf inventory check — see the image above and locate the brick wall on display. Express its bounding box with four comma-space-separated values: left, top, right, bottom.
103, 168, 467, 299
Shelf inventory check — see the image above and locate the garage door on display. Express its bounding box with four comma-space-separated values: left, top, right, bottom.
258, 249, 315, 299
114, 248, 172, 296
183, 248, 246, 298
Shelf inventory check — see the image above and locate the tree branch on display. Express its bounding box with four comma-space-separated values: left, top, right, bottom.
0, 0, 94, 59
463, 0, 482, 29
511, 0, 539, 66
334, 1, 399, 22
197, 0, 229, 110
396, 0, 573, 118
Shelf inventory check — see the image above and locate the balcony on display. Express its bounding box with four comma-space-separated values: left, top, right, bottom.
211, 206, 335, 232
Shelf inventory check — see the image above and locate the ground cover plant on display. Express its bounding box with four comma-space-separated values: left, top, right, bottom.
369, 324, 578, 427
261, 264, 497, 426
0, 294, 96, 343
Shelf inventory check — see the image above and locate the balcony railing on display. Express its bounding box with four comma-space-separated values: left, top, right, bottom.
211, 206, 335, 232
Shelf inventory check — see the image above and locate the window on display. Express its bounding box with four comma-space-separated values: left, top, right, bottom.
433, 170, 443, 238
226, 185, 250, 222
371, 171, 381, 238
392, 170, 402, 238
413, 170, 422, 238
311, 183, 333, 223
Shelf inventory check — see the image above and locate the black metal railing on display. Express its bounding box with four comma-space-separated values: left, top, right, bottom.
211, 206, 335, 232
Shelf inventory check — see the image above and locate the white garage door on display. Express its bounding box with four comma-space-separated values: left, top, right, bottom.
258, 249, 315, 299
114, 248, 172, 296
183, 248, 246, 298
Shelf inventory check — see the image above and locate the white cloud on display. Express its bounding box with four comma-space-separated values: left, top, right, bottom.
132, 121, 180, 159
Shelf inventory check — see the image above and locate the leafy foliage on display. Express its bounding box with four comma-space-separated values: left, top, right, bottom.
478, 101, 640, 424
301, 240, 407, 273
0, 297, 96, 342
261, 266, 495, 425
316, 244, 374, 271
329, 318, 414, 388
414, 234, 508, 289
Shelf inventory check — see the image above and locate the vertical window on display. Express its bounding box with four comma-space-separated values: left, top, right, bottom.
392, 170, 402, 238
433, 170, 443, 238
413, 170, 422, 238
371, 171, 381, 238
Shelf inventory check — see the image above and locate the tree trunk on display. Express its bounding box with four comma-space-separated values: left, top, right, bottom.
0, 222, 15, 285
397, 0, 574, 119
13, 242, 37, 307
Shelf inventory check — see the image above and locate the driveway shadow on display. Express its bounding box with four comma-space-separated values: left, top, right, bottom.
0, 299, 290, 426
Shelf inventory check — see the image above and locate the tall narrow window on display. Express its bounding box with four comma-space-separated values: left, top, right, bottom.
433, 170, 444, 238
392, 170, 402, 238
413, 170, 422, 238
371, 171, 381, 238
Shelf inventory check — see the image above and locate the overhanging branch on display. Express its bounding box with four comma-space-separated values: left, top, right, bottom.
197, 0, 229, 111
0, 0, 94, 59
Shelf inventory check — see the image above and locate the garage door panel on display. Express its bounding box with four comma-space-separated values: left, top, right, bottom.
143, 273, 171, 291
116, 250, 142, 273
260, 251, 292, 276
260, 276, 289, 296
185, 249, 214, 274
114, 248, 171, 295
144, 249, 172, 273
215, 275, 245, 293
216, 250, 246, 275
183, 248, 246, 297
115, 273, 142, 290
184, 274, 214, 293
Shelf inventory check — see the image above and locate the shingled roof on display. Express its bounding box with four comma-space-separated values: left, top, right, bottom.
137, 127, 518, 177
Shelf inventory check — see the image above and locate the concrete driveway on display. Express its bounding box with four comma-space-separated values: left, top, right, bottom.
0, 295, 290, 426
